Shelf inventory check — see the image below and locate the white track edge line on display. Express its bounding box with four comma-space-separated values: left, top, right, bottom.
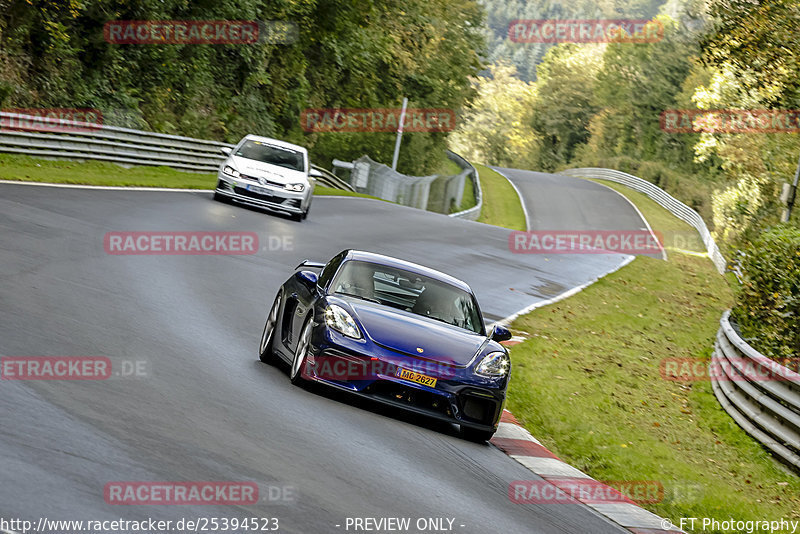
490, 167, 530, 232
588, 178, 668, 262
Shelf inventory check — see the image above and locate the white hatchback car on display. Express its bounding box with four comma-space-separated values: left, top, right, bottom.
214, 135, 314, 221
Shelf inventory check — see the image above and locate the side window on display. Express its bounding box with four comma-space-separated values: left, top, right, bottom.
318, 252, 346, 290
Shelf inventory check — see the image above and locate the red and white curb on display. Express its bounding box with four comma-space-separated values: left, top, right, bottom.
490, 410, 684, 533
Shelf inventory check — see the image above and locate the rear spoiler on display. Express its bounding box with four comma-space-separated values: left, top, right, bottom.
295, 259, 326, 269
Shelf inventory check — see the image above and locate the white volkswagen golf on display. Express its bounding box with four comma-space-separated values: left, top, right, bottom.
214, 135, 314, 221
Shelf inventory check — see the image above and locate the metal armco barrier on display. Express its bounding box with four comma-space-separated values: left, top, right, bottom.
712, 311, 800, 471
561, 168, 726, 274
447, 151, 482, 221
0, 111, 358, 191
0, 111, 232, 173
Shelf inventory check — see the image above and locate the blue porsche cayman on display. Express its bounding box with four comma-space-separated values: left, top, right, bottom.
258, 249, 512, 442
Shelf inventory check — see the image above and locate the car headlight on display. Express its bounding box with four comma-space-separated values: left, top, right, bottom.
325, 304, 362, 339
285, 183, 305, 192
223, 165, 240, 178
475, 351, 510, 378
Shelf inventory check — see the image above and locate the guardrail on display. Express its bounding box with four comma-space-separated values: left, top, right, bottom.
310, 164, 356, 192
0, 111, 232, 173
712, 311, 800, 471
0, 111, 357, 192
560, 168, 726, 274
447, 151, 482, 221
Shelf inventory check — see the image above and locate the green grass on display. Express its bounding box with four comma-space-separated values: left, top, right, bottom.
0, 153, 374, 198
436, 157, 462, 177
505, 184, 800, 530
474, 163, 526, 230
456, 172, 476, 212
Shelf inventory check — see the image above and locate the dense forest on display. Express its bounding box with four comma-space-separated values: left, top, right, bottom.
458, 0, 799, 246
453, 0, 799, 359
0, 0, 483, 175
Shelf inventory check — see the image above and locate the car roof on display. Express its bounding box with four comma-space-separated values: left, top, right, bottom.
342, 250, 473, 293
240, 134, 307, 154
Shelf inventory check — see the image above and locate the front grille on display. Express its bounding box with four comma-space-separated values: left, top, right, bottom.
240, 174, 283, 188
366, 381, 451, 417
233, 186, 283, 203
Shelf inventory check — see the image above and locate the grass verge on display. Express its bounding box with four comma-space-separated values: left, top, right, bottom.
474, 163, 526, 231
506, 183, 800, 529
0, 153, 375, 198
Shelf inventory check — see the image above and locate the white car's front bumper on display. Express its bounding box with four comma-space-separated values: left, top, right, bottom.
215, 174, 309, 215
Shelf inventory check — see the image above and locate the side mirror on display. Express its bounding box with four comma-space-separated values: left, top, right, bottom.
295, 270, 318, 288
220, 146, 232, 156
309, 168, 324, 179
491, 324, 512, 343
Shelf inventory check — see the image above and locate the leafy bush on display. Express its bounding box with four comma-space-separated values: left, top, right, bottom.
732, 225, 800, 361
0, 0, 484, 176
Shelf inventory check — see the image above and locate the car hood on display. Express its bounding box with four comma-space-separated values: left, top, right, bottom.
229, 155, 307, 184
347, 300, 486, 367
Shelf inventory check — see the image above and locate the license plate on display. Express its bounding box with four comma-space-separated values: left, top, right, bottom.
395, 367, 437, 388
247, 184, 271, 196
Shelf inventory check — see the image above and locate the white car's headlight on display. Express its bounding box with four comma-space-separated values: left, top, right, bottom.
223, 165, 240, 178
475, 351, 510, 378
325, 304, 362, 339
285, 183, 305, 192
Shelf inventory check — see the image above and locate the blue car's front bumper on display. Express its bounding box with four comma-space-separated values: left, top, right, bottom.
302, 324, 508, 432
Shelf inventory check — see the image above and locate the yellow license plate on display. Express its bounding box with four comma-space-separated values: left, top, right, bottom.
395, 368, 437, 388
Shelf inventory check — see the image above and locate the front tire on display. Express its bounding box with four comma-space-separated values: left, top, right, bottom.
290, 317, 313, 386
461, 426, 495, 443
259, 293, 282, 364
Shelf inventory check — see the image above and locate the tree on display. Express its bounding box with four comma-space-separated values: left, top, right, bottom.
530, 43, 604, 170
448, 62, 539, 168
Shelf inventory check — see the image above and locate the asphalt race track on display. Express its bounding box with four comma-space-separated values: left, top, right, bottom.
0, 178, 650, 533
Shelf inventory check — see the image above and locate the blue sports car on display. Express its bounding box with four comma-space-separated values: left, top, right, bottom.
259, 250, 512, 442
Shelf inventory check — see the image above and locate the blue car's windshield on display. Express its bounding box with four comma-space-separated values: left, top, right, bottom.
235, 140, 305, 172
331, 260, 483, 334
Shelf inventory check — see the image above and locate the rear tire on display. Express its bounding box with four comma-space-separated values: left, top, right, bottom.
290, 317, 313, 386
461, 426, 495, 443
259, 293, 282, 364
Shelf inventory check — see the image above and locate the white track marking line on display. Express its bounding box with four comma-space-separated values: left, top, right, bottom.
490, 167, 530, 231
588, 179, 668, 261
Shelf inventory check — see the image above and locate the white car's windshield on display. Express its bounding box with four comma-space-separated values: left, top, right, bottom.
235, 140, 305, 172
331, 260, 483, 334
